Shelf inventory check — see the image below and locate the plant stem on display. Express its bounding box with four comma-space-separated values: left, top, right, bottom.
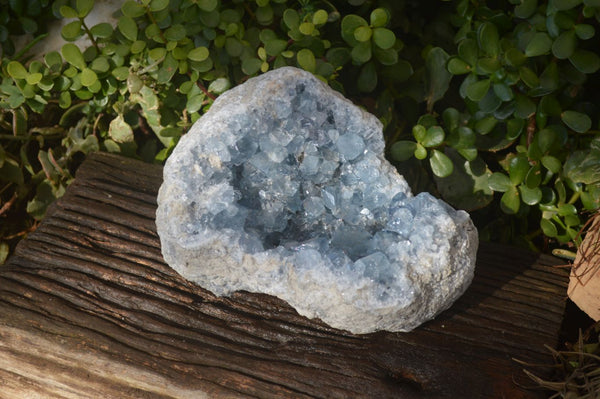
81, 18, 99, 50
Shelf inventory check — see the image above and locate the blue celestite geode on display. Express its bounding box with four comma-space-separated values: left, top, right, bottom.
156, 67, 478, 334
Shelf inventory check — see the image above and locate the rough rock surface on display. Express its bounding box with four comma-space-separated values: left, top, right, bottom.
156, 67, 478, 334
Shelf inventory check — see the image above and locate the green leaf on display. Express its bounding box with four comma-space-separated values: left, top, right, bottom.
537, 128, 557, 153
525, 164, 542, 188
61, 20, 82, 41
165, 24, 186, 41
540, 218, 558, 237
242, 57, 262, 75
296, 22, 313, 37
541, 155, 562, 173
197, 0, 217, 11
354, 26, 372, 42
505, 48, 527, 66
458, 39, 478, 66
515, 0, 537, 18
519, 185, 542, 205
0, 158, 24, 185
422, 126, 445, 147
430, 149, 453, 177
283, 9, 300, 29
297, 48, 316, 72
514, 94, 536, 119
425, 47, 451, 108
208, 77, 231, 94
59, 91, 72, 108
390, 141, 417, 161
509, 155, 529, 185
538, 95, 562, 116
448, 126, 476, 150
561, 110, 592, 133
118, 16, 138, 41
414, 143, 427, 160
525, 33, 552, 57
373, 46, 398, 65
61, 43, 86, 70
558, 203, 577, 216
413, 124, 427, 141
150, 0, 169, 12
477, 22, 500, 57
27, 180, 64, 220
372, 28, 395, 49
447, 57, 471, 74
554, 0, 582, 10
465, 78, 490, 102
187, 94, 205, 113
552, 30, 576, 59
489, 172, 512, 192
370, 8, 388, 27
109, 115, 134, 143
256, 5, 274, 25
121, 0, 146, 17
80, 68, 97, 87
7, 61, 28, 79
188, 46, 209, 61
506, 118, 525, 140
493, 83, 513, 101
60, 5, 78, 18
157, 54, 178, 83
90, 22, 113, 38
112, 66, 130, 80
351, 41, 372, 64
501, 186, 521, 214
341, 14, 368, 46
312, 9, 328, 26
569, 49, 600, 73
519, 66, 540, 88
357, 62, 377, 92
475, 115, 497, 135
265, 39, 287, 56
44, 52, 63, 69
76, 0, 95, 18
574, 24, 595, 40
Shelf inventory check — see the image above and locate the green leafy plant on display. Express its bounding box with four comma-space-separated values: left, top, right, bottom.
0, 0, 57, 57
390, 0, 600, 249
1, 0, 599, 263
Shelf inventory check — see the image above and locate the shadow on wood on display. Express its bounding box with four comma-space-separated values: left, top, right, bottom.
0, 152, 568, 398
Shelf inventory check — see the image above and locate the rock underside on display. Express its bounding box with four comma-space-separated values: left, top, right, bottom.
156, 67, 478, 334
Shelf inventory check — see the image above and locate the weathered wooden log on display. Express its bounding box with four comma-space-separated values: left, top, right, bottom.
0, 152, 568, 398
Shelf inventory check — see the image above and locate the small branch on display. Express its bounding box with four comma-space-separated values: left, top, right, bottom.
146, 9, 168, 44
195, 79, 216, 101
81, 18, 99, 50
0, 192, 18, 217
92, 112, 104, 138
526, 115, 536, 147
139, 56, 165, 74
13, 33, 49, 60
3, 221, 39, 239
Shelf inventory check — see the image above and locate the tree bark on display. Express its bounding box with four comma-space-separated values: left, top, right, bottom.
0, 152, 568, 398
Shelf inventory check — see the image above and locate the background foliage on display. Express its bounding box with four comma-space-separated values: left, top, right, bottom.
0, 0, 599, 266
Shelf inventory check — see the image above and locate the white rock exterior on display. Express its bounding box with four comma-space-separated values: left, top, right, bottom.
156, 67, 478, 334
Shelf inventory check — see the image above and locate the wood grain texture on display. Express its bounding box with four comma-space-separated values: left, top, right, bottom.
0, 152, 568, 398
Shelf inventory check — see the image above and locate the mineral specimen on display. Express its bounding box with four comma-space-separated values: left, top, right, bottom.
156, 67, 478, 334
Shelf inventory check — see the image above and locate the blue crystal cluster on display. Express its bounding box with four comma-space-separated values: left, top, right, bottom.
157, 67, 478, 333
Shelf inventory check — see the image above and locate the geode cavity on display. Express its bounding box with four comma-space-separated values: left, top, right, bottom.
156, 67, 478, 334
